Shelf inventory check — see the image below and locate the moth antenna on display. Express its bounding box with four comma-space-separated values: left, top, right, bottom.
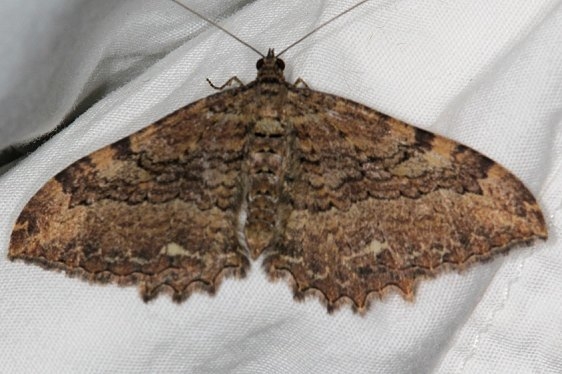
172, 0, 373, 58
171, 0, 265, 57
277, 0, 372, 57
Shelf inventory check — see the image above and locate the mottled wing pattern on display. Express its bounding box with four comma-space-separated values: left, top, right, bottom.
264, 88, 547, 312
9, 88, 254, 301
9, 49, 547, 312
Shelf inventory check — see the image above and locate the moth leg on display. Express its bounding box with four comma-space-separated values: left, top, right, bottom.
206, 76, 245, 90
293, 78, 309, 88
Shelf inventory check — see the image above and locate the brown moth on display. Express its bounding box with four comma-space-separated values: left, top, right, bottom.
8, 1, 547, 313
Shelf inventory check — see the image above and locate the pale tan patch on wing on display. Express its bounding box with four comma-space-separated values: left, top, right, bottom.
160, 242, 192, 257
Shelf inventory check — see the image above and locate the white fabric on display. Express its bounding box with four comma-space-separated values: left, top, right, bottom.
1, 0, 561, 372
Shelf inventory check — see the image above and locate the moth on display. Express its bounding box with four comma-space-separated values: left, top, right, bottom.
8, 1, 547, 312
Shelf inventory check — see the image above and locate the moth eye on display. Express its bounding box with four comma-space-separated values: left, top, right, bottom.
276, 58, 285, 71
256, 58, 264, 70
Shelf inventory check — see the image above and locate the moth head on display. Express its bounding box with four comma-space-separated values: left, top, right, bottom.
256, 48, 285, 82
